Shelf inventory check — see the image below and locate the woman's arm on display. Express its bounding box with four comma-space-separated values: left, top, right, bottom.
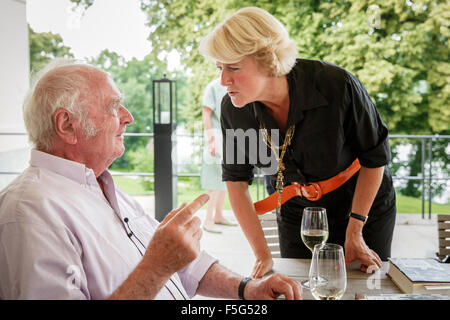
344, 165, 384, 271
226, 181, 273, 278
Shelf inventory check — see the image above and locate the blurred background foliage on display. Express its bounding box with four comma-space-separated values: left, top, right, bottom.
31, 0, 449, 204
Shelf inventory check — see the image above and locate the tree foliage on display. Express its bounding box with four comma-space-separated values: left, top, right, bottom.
140, 0, 449, 135
67, 0, 450, 199
28, 25, 74, 73
88, 49, 190, 169
139, 0, 449, 199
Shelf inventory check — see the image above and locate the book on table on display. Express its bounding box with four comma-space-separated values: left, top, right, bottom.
355, 293, 450, 300
387, 258, 450, 294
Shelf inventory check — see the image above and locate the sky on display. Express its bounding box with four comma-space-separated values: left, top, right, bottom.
26, 0, 180, 68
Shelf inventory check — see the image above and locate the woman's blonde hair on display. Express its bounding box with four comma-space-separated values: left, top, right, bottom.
23, 58, 107, 152
199, 7, 297, 77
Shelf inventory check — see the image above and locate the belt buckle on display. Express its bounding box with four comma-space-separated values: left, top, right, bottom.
300, 182, 322, 201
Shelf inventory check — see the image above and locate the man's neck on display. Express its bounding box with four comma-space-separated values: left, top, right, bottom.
49, 145, 107, 178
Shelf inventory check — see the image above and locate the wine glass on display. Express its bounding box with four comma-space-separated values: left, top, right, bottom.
309, 243, 347, 300
300, 207, 329, 288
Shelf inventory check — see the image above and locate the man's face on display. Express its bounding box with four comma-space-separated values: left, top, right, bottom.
77, 75, 134, 173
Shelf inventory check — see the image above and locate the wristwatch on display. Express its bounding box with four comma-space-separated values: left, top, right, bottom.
238, 277, 252, 300
349, 212, 368, 225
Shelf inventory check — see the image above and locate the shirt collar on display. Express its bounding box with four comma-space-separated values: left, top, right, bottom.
286, 60, 328, 126
29, 149, 97, 186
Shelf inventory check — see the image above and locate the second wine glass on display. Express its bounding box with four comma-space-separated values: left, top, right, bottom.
309, 243, 347, 300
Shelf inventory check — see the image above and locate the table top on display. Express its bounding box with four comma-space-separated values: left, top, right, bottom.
272, 258, 402, 300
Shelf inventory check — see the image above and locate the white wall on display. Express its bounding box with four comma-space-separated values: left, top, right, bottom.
0, 0, 30, 188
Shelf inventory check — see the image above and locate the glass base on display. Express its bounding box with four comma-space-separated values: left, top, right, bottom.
302, 276, 328, 289
301, 279, 310, 289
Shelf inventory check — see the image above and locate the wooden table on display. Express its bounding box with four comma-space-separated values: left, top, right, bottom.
272, 258, 402, 300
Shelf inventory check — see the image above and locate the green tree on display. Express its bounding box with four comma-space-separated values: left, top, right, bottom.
139, 0, 449, 199
68, 0, 449, 132
28, 25, 74, 73
140, 0, 234, 130
88, 49, 190, 170
140, 0, 449, 135
70, 0, 449, 199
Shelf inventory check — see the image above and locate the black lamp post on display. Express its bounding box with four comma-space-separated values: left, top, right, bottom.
153, 75, 177, 222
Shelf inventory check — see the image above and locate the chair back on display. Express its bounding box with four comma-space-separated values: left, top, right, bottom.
258, 211, 280, 258
437, 214, 450, 260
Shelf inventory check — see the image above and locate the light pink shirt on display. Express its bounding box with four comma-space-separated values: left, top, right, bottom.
0, 150, 217, 299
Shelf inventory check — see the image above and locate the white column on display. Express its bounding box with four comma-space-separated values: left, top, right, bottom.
0, 0, 30, 188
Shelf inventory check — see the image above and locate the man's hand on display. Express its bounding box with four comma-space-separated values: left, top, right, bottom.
143, 194, 209, 279
244, 274, 303, 300
344, 222, 382, 272
108, 194, 209, 300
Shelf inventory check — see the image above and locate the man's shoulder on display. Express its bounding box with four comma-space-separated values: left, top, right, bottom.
0, 167, 41, 204
0, 167, 73, 227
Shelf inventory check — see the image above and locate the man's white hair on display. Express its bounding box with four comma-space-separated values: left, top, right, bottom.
23, 58, 108, 152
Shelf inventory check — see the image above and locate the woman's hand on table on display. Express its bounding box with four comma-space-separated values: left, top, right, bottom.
251, 256, 274, 278
344, 221, 382, 272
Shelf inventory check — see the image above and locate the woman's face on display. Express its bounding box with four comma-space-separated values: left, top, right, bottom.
216, 56, 269, 108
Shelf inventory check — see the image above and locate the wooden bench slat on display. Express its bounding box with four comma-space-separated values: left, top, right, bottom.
439, 230, 450, 238
438, 222, 450, 230
265, 235, 279, 244
260, 212, 281, 256
271, 252, 281, 258
260, 220, 278, 228
438, 248, 450, 255
262, 228, 278, 236
437, 214, 450, 222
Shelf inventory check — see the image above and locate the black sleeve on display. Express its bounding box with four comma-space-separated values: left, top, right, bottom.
220, 96, 255, 185
344, 72, 391, 168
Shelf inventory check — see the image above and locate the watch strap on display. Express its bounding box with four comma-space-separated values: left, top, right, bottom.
349, 212, 368, 224
238, 277, 252, 300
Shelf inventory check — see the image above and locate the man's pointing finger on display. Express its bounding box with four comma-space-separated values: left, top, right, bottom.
171, 194, 209, 225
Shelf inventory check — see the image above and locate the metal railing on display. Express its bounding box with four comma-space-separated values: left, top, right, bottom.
1, 132, 449, 218
389, 134, 450, 219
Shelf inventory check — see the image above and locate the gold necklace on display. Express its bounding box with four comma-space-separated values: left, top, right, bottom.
260, 123, 295, 214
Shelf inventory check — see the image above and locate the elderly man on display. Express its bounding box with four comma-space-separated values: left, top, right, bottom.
0, 59, 302, 300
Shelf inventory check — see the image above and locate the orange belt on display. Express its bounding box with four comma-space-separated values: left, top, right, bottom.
254, 159, 361, 215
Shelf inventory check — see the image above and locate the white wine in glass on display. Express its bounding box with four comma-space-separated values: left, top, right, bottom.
301, 229, 329, 252
301, 207, 329, 252
300, 207, 329, 289
309, 243, 347, 300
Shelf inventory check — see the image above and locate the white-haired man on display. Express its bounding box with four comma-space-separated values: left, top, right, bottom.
0, 59, 302, 300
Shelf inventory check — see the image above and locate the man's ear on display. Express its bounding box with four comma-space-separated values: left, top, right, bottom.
52, 108, 78, 145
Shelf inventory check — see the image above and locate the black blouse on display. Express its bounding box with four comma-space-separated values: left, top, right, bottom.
220, 59, 391, 186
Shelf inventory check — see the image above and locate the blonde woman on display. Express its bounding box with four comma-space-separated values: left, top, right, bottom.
200, 7, 396, 278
